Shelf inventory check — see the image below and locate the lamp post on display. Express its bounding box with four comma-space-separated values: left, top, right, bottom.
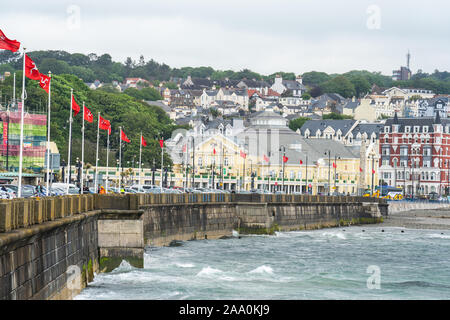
325, 150, 331, 195
152, 159, 156, 186
305, 153, 309, 194
280, 146, 286, 193
190, 136, 195, 188
61, 159, 66, 183
334, 154, 340, 194
76, 157, 81, 189
371, 154, 375, 196
250, 159, 255, 190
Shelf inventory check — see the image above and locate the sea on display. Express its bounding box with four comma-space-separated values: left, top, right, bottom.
75, 226, 450, 300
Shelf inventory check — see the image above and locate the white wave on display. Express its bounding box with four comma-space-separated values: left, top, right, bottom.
196, 266, 223, 276
175, 263, 195, 268
232, 230, 240, 237
111, 260, 134, 272
428, 233, 450, 239
249, 265, 274, 275
322, 231, 346, 240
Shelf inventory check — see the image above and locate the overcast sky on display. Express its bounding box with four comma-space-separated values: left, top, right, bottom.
1, 0, 449, 76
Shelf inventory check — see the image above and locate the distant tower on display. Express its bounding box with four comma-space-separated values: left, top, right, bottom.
406, 50, 411, 70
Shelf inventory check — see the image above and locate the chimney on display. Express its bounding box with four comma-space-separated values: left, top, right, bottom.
296, 75, 303, 84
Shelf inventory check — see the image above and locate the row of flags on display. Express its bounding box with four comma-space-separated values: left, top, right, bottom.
1, 28, 166, 195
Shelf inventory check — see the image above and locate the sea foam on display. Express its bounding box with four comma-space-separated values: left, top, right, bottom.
249, 265, 274, 275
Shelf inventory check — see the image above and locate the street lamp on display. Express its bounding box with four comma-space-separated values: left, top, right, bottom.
334, 154, 341, 194
280, 146, 286, 193
76, 157, 82, 189
152, 159, 156, 186
324, 150, 331, 195
61, 159, 66, 183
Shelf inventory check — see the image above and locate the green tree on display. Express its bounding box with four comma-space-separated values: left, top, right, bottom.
322, 113, 353, 120
322, 76, 356, 98
288, 117, 310, 131
301, 92, 311, 100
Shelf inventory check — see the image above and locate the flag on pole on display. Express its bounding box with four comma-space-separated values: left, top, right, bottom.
240, 150, 246, 159
360, 167, 363, 172
72, 95, 81, 116
299, 159, 303, 165
283, 155, 288, 163
38, 73, 50, 93
84, 105, 93, 123
120, 128, 130, 143
141, 135, 147, 147
263, 154, 269, 163
0, 29, 20, 52
159, 139, 164, 148
99, 115, 110, 130
24, 54, 41, 80
332, 162, 336, 168
372, 169, 376, 174
213, 148, 216, 155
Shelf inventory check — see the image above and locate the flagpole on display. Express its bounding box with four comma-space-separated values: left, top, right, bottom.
161, 139, 164, 192
81, 102, 85, 194
66, 88, 73, 194
106, 128, 110, 193
119, 126, 122, 192
45, 71, 52, 196
185, 142, 188, 188
94, 112, 100, 193
18, 48, 26, 198
139, 131, 142, 187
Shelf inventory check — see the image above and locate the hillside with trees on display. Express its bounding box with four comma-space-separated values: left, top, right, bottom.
1, 50, 450, 99
0, 73, 186, 168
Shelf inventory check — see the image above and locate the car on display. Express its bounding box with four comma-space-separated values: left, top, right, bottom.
2, 184, 35, 198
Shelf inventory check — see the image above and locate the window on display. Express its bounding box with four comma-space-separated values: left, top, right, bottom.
224, 157, 229, 166
198, 157, 203, 166
414, 126, 420, 133
405, 126, 411, 133
384, 126, 390, 133
423, 126, 428, 133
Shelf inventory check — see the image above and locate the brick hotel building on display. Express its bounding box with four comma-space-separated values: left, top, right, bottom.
380, 112, 450, 196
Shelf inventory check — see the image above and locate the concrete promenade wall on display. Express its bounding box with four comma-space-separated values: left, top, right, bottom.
388, 201, 450, 213
0, 195, 99, 300
0, 193, 387, 300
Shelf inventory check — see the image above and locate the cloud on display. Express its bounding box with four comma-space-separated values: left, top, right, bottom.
1, 0, 449, 75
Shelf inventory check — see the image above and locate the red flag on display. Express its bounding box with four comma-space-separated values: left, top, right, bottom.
99, 115, 111, 132
299, 159, 303, 165
84, 105, 93, 123
372, 169, 376, 174
213, 148, 216, 155
263, 154, 269, 163
72, 95, 80, 116
283, 155, 288, 163
120, 129, 130, 143
159, 139, 164, 148
39, 73, 50, 93
332, 162, 336, 168
141, 135, 147, 147
0, 29, 20, 52
25, 54, 40, 80
182, 144, 187, 152
360, 167, 363, 172
240, 150, 246, 159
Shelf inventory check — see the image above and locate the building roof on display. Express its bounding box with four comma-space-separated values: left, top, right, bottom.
299, 119, 357, 136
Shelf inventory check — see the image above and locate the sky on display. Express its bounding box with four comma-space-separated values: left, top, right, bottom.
1, 0, 449, 76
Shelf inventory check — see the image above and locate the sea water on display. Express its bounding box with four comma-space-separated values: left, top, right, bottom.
75, 226, 450, 299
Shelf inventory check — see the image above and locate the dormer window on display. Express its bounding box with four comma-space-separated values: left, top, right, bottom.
423, 126, 428, 133
414, 126, 420, 133
384, 126, 390, 133
405, 126, 411, 133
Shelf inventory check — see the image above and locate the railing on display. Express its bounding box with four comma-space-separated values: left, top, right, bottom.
0, 193, 386, 234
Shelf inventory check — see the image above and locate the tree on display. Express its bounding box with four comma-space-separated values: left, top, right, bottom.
309, 86, 323, 98
349, 75, 370, 98
322, 76, 356, 98
288, 117, 310, 131
165, 82, 178, 89
322, 113, 353, 120
301, 92, 311, 100
302, 71, 331, 87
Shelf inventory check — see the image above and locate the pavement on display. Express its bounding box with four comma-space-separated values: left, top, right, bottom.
379, 208, 450, 230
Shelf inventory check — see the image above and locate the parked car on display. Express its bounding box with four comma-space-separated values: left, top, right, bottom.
2, 184, 35, 198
